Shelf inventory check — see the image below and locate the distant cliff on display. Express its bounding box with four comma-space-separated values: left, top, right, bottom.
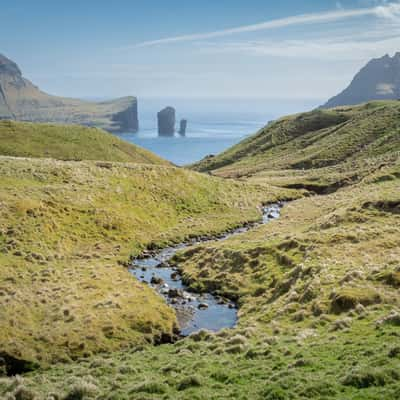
0, 53, 138, 132
322, 52, 400, 108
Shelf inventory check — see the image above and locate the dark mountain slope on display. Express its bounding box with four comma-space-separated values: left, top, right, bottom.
322, 53, 400, 108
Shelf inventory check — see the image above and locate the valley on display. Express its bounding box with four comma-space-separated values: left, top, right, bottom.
0, 101, 399, 400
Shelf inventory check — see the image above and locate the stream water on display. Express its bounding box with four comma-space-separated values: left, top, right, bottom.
130, 203, 282, 336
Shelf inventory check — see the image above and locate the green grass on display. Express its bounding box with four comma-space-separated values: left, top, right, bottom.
1, 104, 400, 399
0, 120, 165, 164
5, 158, 398, 400
175, 164, 400, 321
0, 155, 295, 367
192, 101, 400, 191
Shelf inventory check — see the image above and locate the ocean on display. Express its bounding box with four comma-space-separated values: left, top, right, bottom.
115, 98, 320, 166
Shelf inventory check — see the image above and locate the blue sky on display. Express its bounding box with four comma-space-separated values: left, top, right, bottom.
2, 0, 400, 100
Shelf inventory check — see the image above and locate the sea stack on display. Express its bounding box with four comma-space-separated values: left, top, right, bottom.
157, 107, 175, 136
179, 119, 187, 136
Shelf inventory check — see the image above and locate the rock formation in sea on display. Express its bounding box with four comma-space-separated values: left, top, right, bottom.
178, 119, 187, 136
0, 53, 138, 132
321, 52, 400, 108
157, 107, 175, 136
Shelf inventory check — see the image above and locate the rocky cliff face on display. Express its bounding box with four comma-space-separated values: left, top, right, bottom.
179, 119, 187, 136
0, 53, 138, 132
158, 107, 175, 136
110, 100, 138, 132
322, 53, 400, 108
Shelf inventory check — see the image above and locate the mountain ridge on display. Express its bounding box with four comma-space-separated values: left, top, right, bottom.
322, 52, 400, 108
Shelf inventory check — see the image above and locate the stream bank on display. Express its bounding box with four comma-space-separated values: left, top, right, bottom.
130, 203, 282, 336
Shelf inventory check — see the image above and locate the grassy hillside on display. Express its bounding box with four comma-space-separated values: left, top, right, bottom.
0, 120, 165, 164
0, 156, 295, 369
5, 158, 400, 400
192, 101, 400, 191
1, 104, 400, 400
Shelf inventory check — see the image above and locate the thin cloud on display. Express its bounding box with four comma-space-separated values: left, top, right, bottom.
205, 35, 400, 61
199, 17, 400, 61
125, 2, 400, 49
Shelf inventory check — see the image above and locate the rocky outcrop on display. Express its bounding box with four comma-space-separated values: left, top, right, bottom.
158, 107, 175, 136
110, 100, 138, 132
179, 119, 187, 136
322, 52, 400, 108
0, 53, 138, 132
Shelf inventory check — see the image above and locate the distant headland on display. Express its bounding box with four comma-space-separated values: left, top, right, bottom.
0, 53, 138, 133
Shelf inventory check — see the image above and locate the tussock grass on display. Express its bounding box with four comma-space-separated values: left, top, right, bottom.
0, 155, 292, 366
192, 100, 400, 192
1, 103, 400, 399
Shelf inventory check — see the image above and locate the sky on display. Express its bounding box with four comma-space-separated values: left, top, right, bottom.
1, 0, 400, 101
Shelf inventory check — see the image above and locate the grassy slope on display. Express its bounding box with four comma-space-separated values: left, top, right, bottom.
2, 104, 400, 399
192, 101, 400, 191
0, 156, 295, 368
7, 161, 400, 400
0, 120, 165, 164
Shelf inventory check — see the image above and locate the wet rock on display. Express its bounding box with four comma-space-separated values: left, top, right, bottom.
156, 262, 169, 268
216, 296, 227, 305
198, 303, 209, 310
150, 276, 164, 285
171, 272, 180, 281
184, 294, 196, 302
168, 288, 184, 298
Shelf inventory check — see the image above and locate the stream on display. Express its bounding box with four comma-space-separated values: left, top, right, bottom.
130, 203, 282, 336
